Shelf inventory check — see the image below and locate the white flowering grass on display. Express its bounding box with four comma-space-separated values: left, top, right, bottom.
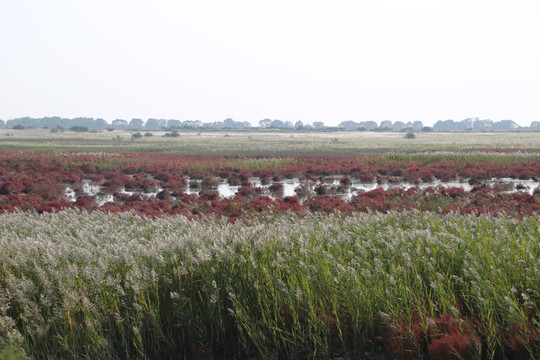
0, 210, 538, 359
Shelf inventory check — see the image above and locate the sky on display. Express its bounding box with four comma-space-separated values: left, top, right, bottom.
0, 0, 539, 126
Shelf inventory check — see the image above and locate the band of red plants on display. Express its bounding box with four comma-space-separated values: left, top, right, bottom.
1, 151, 539, 218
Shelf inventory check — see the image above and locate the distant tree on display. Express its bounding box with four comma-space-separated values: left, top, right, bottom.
146, 118, 167, 130
460, 117, 476, 130
51, 117, 65, 128
144, 132, 153, 137
338, 120, 358, 131
223, 118, 235, 128
12, 124, 25, 130
312, 121, 325, 129
70, 117, 95, 128
295, 121, 304, 130
39, 116, 62, 128
203, 121, 221, 129
269, 119, 286, 129
129, 118, 144, 128
391, 121, 407, 131
167, 120, 182, 128
131, 132, 143, 140
339, 120, 379, 131
379, 120, 392, 130
492, 120, 518, 131
421, 126, 433, 132
259, 119, 272, 128
433, 120, 459, 131
94, 118, 108, 128
472, 119, 493, 131
7, 117, 36, 128
0, 120, 4, 127
218, 118, 250, 129
360, 121, 378, 130
112, 119, 128, 128
183, 120, 202, 128
408, 121, 424, 131
338, 120, 379, 131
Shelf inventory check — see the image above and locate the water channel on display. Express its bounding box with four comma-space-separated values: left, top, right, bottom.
65, 177, 539, 207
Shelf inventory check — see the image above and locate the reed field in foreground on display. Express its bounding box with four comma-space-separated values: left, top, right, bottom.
0, 210, 538, 359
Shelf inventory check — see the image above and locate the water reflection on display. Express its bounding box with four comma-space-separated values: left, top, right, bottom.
65, 177, 539, 205
207, 178, 537, 200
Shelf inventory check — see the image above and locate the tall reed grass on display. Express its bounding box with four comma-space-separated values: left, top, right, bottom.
0, 210, 538, 359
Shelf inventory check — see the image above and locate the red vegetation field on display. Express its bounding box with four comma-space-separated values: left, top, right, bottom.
1, 151, 539, 217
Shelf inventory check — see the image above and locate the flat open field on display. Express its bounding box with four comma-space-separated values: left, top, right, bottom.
1, 128, 539, 155
1, 131, 539, 359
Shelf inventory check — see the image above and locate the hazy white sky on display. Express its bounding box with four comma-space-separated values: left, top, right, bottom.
1, 0, 539, 126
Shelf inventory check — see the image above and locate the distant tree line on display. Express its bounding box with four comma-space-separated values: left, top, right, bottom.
1, 116, 539, 132
0, 117, 252, 131
338, 118, 540, 132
